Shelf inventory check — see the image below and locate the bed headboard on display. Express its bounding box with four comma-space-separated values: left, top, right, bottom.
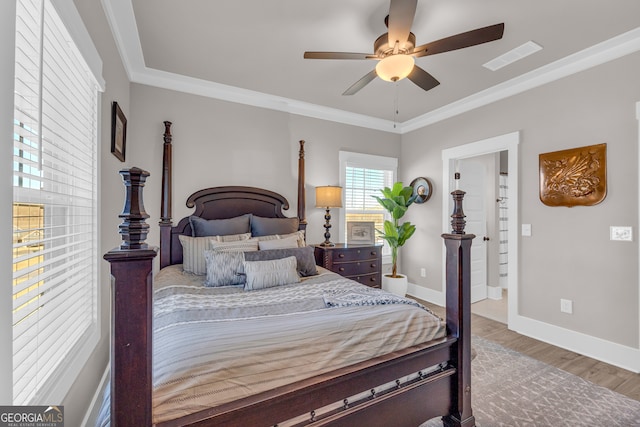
158, 122, 307, 268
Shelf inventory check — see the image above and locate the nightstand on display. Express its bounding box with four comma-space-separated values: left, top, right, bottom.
314, 243, 382, 288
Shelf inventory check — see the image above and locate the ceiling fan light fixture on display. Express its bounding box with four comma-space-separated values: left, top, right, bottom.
375, 54, 415, 82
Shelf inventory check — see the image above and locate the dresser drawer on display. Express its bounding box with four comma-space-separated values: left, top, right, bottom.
334, 260, 379, 276
330, 247, 380, 262
348, 272, 380, 288
314, 244, 382, 289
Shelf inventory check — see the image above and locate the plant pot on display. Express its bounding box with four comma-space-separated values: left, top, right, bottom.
382, 274, 408, 297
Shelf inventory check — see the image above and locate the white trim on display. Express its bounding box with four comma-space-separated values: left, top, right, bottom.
637, 101, 640, 353
102, 1, 640, 133
338, 151, 398, 247
510, 316, 640, 373
440, 131, 520, 327
487, 286, 503, 300
407, 282, 445, 307
0, 0, 16, 406
51, 0, 105, 90
81, 366, 109, 427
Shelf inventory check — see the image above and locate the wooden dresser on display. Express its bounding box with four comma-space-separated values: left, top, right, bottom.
314, 243, 382, 288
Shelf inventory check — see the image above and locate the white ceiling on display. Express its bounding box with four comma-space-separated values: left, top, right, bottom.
103, 0, 640, 133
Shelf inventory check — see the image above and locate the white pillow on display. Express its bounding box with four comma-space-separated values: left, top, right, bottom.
210, 238, 259, 253
258, 235, 299, 250
243, 256, 300, 291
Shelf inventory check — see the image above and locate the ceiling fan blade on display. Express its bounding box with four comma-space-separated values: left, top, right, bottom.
342, 69, 378, 95
387, 0, 418, 49
304, 51, 374, 60
412, 23, 505, 57
407, 66, 440, 92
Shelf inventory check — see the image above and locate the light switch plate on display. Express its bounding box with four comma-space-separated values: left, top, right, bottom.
521, 223, 532, 237
610, 226, 632, 241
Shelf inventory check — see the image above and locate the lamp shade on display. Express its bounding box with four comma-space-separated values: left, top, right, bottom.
375, 54, 415, 82
315, 186, 342, 208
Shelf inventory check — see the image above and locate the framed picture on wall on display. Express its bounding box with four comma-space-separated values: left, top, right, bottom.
347, 221, 375, 244
111, 101, 127, 162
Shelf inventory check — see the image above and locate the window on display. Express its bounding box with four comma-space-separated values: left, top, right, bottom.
339, 152, 397, 260
12, 0, 102, 404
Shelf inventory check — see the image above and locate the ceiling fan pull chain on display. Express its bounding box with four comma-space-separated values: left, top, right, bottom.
393, 81, 399, 128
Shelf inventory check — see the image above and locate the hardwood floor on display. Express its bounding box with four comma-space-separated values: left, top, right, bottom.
419, 300, 640, 402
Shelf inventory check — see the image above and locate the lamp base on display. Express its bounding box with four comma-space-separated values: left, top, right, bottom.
321, 208, 334, 247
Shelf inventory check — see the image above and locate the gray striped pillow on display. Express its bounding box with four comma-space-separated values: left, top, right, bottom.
243, 256, 300, 291
204, 250, 245, 287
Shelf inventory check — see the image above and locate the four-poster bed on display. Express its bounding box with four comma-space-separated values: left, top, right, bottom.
103, 121, 476, 427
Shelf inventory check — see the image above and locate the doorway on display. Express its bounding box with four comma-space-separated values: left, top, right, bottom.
441, 131, 519, 328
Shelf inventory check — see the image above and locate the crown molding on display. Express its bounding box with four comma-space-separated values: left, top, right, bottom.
102, 0, 640, 134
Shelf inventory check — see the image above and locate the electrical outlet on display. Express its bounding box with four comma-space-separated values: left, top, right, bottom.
560, 299, 573, 314
420, 268, 426, 278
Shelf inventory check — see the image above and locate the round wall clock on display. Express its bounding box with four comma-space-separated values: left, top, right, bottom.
410, 177, 433, 204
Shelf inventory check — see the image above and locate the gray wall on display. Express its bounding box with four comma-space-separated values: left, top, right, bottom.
401, 52, 640, 348
127, 84, 401, 254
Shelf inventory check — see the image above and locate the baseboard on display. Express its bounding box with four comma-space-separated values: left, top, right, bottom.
487, 286, 503, 300
407, 282, 445, 306
81, 365, 109, 427
510, 314, 640, 373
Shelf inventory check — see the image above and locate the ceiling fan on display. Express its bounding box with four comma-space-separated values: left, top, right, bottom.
303, 0, 504, 95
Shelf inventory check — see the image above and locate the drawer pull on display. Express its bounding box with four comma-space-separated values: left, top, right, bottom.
338, 253, 345, 258
370, 277, 376, 282
338, 267, 345, 272
371, 263, 376, 268
371, 251, 377, 256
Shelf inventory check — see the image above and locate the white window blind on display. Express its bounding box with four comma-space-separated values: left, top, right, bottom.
339, 152, 397, 256
13, 0, 99, 404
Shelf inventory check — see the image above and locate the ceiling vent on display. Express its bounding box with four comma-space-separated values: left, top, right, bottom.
483, 41, 542, 71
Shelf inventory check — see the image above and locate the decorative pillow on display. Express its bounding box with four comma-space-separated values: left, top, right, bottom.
258, 235, 299, 250
279, 230, 306, 247
190, 214, 251, 237
210, 238, 259, 253
250, 216, 299, 237
255, 230, 306, 247
178, 235, 209, 275
204, 250, 245, 287
178, 234, 253, 275
211, 232, 252, 242
243, 256, 300, 291
243, 246, 318, 277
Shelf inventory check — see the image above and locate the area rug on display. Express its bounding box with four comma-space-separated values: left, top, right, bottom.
422, 336, 640, 427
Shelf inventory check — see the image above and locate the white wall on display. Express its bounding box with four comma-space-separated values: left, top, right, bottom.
401, 51, 640, 351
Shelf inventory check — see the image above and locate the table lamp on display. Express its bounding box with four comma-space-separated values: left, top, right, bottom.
315, 186, 342, 246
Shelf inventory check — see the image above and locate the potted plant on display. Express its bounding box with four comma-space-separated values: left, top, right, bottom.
374, 182, 417, 296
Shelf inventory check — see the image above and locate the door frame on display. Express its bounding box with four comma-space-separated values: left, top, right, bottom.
441, 131, 520, 327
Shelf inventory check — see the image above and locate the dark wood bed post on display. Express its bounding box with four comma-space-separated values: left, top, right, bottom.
442, 188, 476, 427
297, 140, 307, 229
103, 167, 157, 427
160, 121, 173, 268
